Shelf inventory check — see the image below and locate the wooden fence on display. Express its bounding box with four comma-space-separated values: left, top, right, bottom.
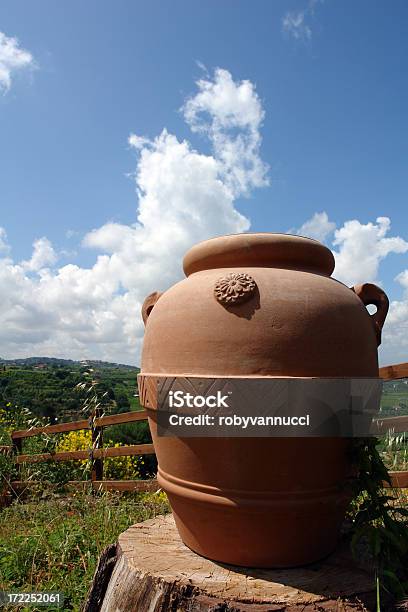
9, 408, 157, 493
3, 362, 408, 494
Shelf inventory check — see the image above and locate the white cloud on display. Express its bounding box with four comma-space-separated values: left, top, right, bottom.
332, 217, 408, 286
381, 272, 408, 365
182, 68, 268, 196
297, 212, 408, 366
0, 31, 34, 93
296, 211, 336, 243
282, 11, 312, 41
127, 134, 150, 150
0, 227, 10, 253
282, 0, 323, 41
0, 68, 266, 364
296, 213, 408, 287
396, 269, 408, 289
22, 237, 58, 272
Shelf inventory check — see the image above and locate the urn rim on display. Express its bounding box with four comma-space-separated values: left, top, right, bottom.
183, 232, 335, 277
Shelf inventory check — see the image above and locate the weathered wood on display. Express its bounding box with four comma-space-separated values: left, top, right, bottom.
11, 436, 22, 488
12, 419, 90, 439
0, 488, 12, 508
99, 514, 380, 612
10, 479, 159, 493
87, 479, 159, 492
69, 479, 159, 492
91, 407, 104, 482
83, 543, 118, 612
388, 470, 408, 488
17, 449, 91, 463
95, 410, 148, 427
373, 414, 408, 434
379, 362, 408, 380
11, 410, 148, 440
17, 443, 155, 464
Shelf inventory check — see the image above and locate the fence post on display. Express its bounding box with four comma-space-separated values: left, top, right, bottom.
10, 435, 22, 497
90, 407, 104, 488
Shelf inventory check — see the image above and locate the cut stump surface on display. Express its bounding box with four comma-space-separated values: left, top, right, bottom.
96, 514, 379, 611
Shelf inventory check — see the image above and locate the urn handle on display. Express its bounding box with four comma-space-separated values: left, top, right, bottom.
141, 291, 162, 326
351, 283, 389, 346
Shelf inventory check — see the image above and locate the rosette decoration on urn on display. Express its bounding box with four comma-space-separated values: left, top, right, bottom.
137, 233, 389, 568
214, 272, 257, 305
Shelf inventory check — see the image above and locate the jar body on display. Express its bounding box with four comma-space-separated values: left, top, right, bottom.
141, 266, 379, 378
139, 235, 386, 567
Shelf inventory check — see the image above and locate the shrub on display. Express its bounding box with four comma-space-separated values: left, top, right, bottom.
55, 430, 143, 481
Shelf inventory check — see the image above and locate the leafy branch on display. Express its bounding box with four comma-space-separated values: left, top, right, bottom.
349, 437, 408, 602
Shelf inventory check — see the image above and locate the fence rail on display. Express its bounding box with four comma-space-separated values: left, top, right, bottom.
5, 362, 408, 493
373, 414, 408, 435
9, 408, 154, 493
10, 479, 159, 493
16, 443, 155, 465
11, 409, 149, 440
379, 362, 408, 381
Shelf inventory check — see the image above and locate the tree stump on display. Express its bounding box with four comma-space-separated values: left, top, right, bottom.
92, 514, 381, 612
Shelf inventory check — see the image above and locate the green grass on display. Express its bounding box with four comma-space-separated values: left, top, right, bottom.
0, 489, 170, 611
380, 380, 408, 417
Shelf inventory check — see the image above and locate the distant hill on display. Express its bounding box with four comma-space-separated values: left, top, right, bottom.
2, 358, 406, 421
381, 378, 408, 416
0, 356, 138, 370
0, 358, 140, 421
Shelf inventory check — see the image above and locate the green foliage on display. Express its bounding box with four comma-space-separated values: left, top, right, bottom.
0, 489, 170, 611
0, 404, 46, 488
377, 430, 407, 472
104, 421, 157, 478
0, 360, 141, 423
349, 438, 408, 601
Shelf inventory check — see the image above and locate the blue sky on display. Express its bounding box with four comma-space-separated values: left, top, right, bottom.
0, 1, 407, 364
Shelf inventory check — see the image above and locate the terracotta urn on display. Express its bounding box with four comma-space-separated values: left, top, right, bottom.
138, 233, 389, 567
